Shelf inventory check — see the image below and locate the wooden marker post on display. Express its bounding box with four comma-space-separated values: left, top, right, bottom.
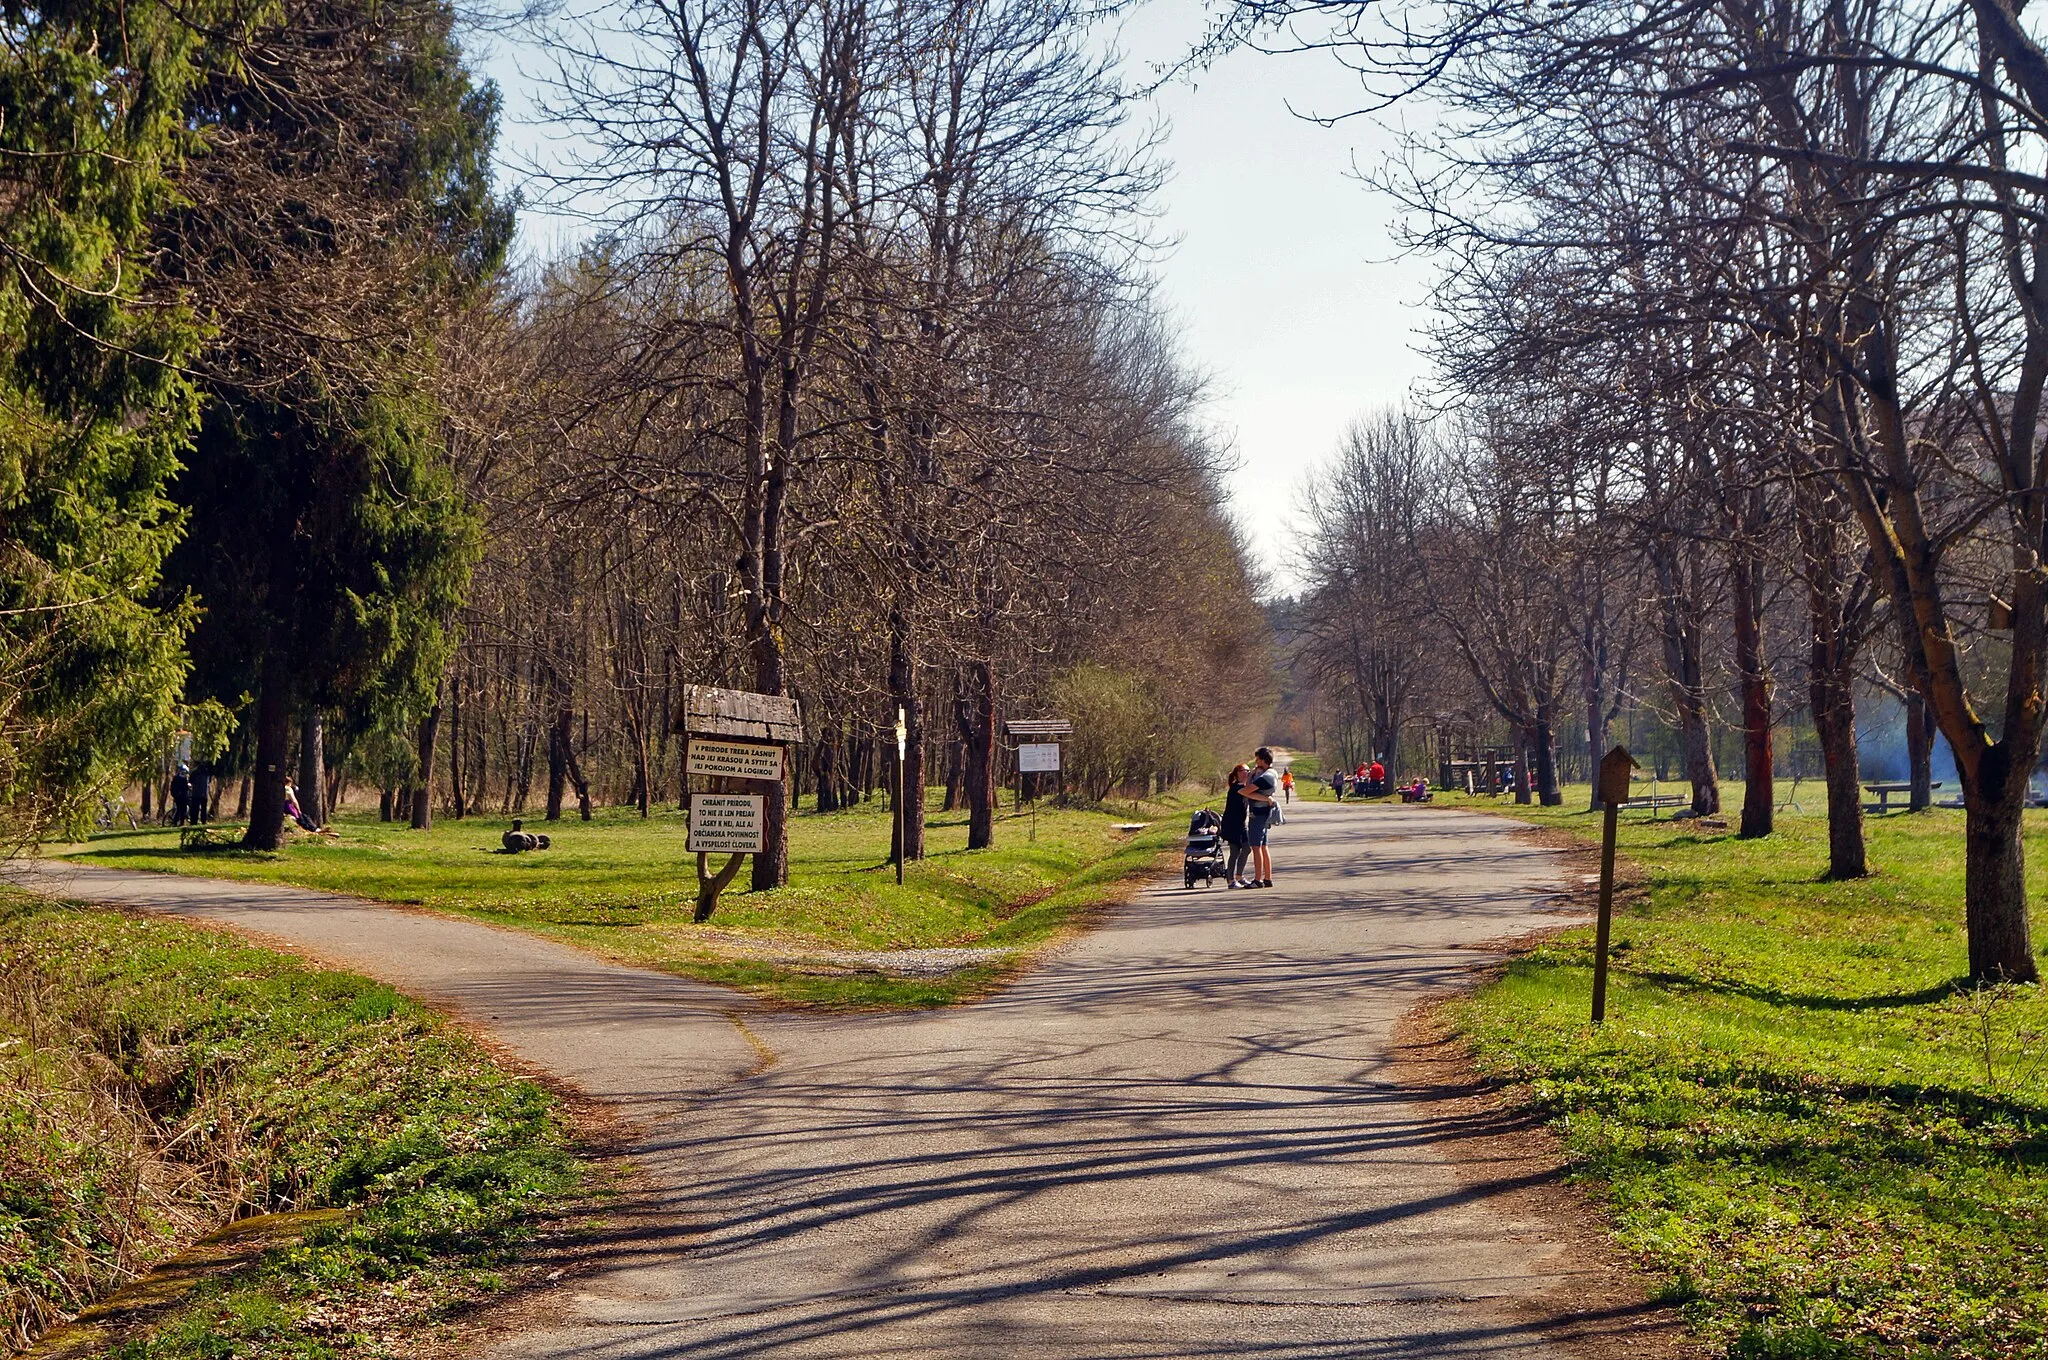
893, 706, 907, 886
1591, 744, 1637, 1024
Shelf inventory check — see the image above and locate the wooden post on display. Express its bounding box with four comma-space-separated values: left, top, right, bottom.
893, 706, 907, 885
1592, 744, 1637, 1025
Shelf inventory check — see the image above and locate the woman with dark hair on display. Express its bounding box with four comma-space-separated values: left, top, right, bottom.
1222, 763, 1252, 888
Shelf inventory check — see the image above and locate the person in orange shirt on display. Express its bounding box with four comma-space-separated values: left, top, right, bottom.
1280, 768, 1295, 803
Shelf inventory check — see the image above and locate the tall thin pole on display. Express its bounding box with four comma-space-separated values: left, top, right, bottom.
894, 705, 907, 886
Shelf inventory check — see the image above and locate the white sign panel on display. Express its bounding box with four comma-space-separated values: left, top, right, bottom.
1018, 742, 1062, 773
686, 739, 785, 782
688, 794, 765, 853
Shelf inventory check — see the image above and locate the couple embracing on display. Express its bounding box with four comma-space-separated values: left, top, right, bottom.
1222, 747, 1279, 888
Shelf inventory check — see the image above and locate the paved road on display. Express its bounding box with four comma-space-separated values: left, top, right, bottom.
15, 801, 1600, 1358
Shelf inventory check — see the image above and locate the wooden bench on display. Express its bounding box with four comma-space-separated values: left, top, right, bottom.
1865, 781, 1943, 813
1618, 794, 1688, 819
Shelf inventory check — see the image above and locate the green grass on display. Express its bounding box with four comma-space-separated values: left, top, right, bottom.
58, 795, 1194, 1007
0, 889, 582, 1357
1452, 786, 2048, 1360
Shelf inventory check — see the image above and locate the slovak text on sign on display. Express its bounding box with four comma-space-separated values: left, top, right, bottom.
688, 794, 765, 853
685, 739, 785, 782
1018, 742, 1061, 773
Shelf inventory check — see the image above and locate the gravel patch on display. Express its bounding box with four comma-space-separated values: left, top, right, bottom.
770, 946, 1014, 978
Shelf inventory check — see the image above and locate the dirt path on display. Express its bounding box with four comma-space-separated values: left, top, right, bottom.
13, 802, 1648, 1358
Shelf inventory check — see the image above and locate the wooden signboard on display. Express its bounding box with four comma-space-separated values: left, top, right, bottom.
678, 685, 803, 743
678, 686, 803, 922
686, 739, 785, 782
688, 794, 765, 853
1018, 742, 1061, 773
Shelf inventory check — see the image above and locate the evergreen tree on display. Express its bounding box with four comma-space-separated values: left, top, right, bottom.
0, 0, 213, 846
158, 0, 510, 848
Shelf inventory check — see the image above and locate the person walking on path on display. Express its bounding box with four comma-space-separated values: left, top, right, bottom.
1243, 748, 1279, 887
1281, 768, 1294, 803
1221, 763, 1252, 887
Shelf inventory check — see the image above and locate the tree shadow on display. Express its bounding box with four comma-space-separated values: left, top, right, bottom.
1633, 969, 1968, 1012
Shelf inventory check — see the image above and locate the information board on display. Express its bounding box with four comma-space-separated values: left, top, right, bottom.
686, 739, 785, 782
688, 794, 765, 853
1018, 742, 1062, 773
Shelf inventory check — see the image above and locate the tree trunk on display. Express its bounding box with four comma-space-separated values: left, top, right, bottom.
1512, 731, 1532, 805
628, 701, 651, 818
814, 731, 839, 813
1654, 548, 1721, 814
1586, 677, 1611, 810
411, 698, 441, 830
960, 660, 995, 850
1371, 689, 1401, 771
298, 710, 325, 828
234, 773, 249, 820
1961, 748, 2041, 982
450, 681, 466, 819
748, 450, 791, 892
380, 787, 394, 821
1532, 707, 1562, 806
548, 707, 593, 821
1672, 676, 1720, 815
941, 736, 963, 813
1811, 663, 1866, 880
547, 706, 569, 821
243, 651, 292, 850
1731, 553, 1774, 837
1907, 690, 1933, 811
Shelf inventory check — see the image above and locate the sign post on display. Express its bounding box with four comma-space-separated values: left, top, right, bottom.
893, 706, 908, 886
1017, 742, 1059, 842
1591, 744, 1637, 1025
677, 685, 803, 922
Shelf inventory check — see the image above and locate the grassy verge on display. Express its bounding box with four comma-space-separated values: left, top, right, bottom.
1451, 787, 2048, 1360
57, 795, 1196, 1008
0, 889, 582, 1357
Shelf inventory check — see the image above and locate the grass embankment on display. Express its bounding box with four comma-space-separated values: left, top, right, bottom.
1432, 789, 2048, 1360
61, 796, 1193, 1007
0, 890, 581, 1358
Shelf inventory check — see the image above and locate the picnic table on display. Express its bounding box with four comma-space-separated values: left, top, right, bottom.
1865, 780, 1942, 813
1618, 793, 1688, 819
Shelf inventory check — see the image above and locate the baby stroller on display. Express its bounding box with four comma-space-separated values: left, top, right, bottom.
1184, 808, 1226, 889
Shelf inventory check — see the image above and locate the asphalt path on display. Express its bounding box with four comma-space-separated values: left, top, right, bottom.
13, 799, 1601, 1359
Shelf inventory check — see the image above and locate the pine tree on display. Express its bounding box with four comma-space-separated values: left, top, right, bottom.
0, 0, 213, 846
157, 0, 511, 848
